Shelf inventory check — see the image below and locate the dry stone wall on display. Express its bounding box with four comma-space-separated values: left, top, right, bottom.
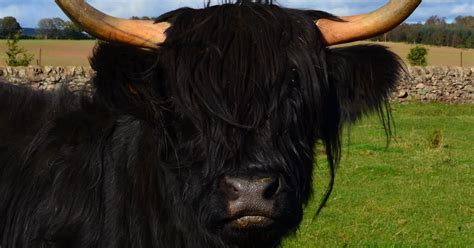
395, 66, 474, 104
0, 66, 95, 93
1, 66, 473, 104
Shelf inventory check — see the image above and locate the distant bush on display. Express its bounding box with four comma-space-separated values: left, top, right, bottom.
5, 32, 34, 66
407, 46, 428, 66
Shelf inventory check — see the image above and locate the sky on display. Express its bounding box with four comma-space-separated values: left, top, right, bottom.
0, 0, 473, 28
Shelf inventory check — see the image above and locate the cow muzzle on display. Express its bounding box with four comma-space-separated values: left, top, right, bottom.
220, 175, 281, 229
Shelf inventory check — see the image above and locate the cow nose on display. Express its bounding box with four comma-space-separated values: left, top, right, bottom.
222, 176, 280, 201
221, 175, 282, 222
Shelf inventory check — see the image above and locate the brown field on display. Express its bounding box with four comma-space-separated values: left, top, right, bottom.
0, 40, 473, 67
349, 41, 474, 67
0, 40, 95, 67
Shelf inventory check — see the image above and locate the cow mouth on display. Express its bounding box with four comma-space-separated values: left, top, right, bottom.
231, 215, 274, 229
219, 213, 286, 247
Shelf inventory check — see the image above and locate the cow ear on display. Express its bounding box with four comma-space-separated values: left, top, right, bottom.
90, 43, 160, 116
326, 45, 404, 123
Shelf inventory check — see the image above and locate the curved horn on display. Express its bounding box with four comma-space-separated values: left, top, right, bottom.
55, 0, 170, 49
316, 0, 421, 46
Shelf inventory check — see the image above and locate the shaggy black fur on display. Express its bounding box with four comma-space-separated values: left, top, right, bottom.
0, 1, 403, 247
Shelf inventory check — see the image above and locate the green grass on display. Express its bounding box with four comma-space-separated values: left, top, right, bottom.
283, 103, 474, 247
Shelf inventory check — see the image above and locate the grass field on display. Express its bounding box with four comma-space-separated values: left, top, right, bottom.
0, 40, 473, 67
283, 103, 474, 247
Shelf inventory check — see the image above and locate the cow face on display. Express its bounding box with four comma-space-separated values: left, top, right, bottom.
90, 3, 403, 248
155, 5, 327, 247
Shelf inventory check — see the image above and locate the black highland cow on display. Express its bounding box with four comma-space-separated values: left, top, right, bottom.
0, 0, 420, 247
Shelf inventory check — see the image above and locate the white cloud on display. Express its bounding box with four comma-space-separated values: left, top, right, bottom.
0, 5, 21, 18
88, 0, 204, 18
0, 2, 63, 28
450, 3, 474, 15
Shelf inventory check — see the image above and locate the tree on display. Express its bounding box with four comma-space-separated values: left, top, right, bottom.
0, 16, 22, 38
5, 32, 34, 66
130, 16, 156, 20
370, 15, 474, 48
407, 46, 428, 66
455, 16, 474, 28
37, 17, 66, 39
425, 16, 446, 26
465, 35, 474, 48
63, 21, 88, 39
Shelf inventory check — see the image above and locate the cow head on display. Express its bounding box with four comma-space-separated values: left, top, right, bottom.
57, 1, 419, 247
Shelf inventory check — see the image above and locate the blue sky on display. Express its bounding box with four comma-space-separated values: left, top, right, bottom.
0, 0, 473, 28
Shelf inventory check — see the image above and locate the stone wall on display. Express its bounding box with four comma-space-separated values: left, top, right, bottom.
1, 66, 473, 104
395, 66, 474, 104
0, 66, 95, 93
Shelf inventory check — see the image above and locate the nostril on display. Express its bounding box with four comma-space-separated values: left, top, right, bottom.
222, 176, 282, 201
221, 176, 242, 200
262, 177, 280, 199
